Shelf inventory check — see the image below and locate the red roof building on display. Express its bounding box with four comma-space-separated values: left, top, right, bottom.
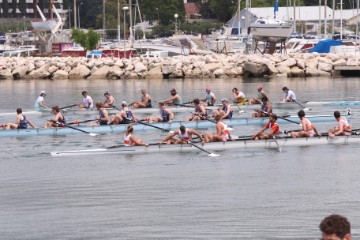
185, 3, 201, 20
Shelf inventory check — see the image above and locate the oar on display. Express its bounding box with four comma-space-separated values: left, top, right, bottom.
292, 100, 311, 111
230, 98, 246, 113
67, 119, 98, 125
177, 136, 219, 157
60, 104, 78, 110
64, 124, 98, 136
261, 111, 300, 125
272, 136, 282, 152
174, 103, 213, 111
51, 120, 98, 136
137, 120, 171, 132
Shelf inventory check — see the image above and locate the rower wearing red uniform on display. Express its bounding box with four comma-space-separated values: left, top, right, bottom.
187, 98, 207, 121
291, 110, 319, 138
252, 114, 280, 140
204, 115, 231, 142
328, 111, 351, 137
123, 125, 148, 146
160, 125, 204, 144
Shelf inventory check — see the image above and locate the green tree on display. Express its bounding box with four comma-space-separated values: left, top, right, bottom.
18, 0, 27, 17
10, 0, 17, 17
139, 0, 185, 25
71, 29, 101, 51
2, 0, 9, 18
210, 0, 237, 22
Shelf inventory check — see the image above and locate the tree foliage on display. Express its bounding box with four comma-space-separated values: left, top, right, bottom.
18, 0, 27, 16
71, 29, 101, 51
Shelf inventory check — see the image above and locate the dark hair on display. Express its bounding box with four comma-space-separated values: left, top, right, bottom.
16, 108, 22, 114
82, 91, 87, 96
104, 91, 109, 96
52, 105, 60, 113
334, 111, 341, 118
126, 125, 133, 133
320, 214, 351, 238
180, 125, 186, 133
193, 98, 200, 104
282, 87, 288, 91
298, 110, 305, 118
96, 102, 103, 108
215, 114, 222, 121
232, 87, 238, 92
262, 96, 268, 103
270, 114, 278, 121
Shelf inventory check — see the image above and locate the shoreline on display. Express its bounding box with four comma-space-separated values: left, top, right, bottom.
0, 52, 358, 81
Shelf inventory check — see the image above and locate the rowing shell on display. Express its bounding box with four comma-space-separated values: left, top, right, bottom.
1, 100, 359, 117
50, 135, 360, 157
0, 115, 341, 138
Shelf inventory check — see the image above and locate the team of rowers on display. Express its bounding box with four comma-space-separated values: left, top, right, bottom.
0, 85, 352, 147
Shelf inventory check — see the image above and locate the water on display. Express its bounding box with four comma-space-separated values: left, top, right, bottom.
0, 77, 359, 239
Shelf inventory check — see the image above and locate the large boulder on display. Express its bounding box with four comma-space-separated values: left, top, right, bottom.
213, 68, 224, 78
0, 68, 13, 80
146, 65, 163, 80
52, 70, 69, 79
12, 65, 29, 80
276, 65, 291, 75
203, 62, 223, 72
346, 58, 358, 66
289, 66, 305, 77
68, 64, 91, 79
243, 62, 269, 77
134, 62, 147, 73
88, 66, 111, 79
26, 64, 51, 79
296, 59, 306, 69
277, 58, 297, 67
332, 58, 346, 66
305, 67, 331, 77
318, 62, 333, 72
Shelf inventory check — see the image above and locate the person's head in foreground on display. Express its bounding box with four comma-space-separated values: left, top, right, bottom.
320, 214, 351, 240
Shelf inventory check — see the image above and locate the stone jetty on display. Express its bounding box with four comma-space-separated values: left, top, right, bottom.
0, 52, 358, 80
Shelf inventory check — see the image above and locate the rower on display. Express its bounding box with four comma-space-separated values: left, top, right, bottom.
160, 125, 205, 145
232, 87, 246, 105
282, 87, 296, 102
328, 111, 351, 138
123, 125, 148, 146
202, 88, 216, 106
163, 88, 182, 106
248, 85, 270, 104
132, 89, 152, 108
44, 106, 66, 128
144, 101, 174, 123
204, 115, 232, 142
291, 110, 319, 138
252, 96, 272, 118
34, 91, 48, 110
3, 108, 36, 130
213, 98, 233, 120
109, 101, 136, 125
90, 102, 108, 126
252, 114, 280, 140
79, 91, 94, 109
102, 91, 115, 108
187, 98, 207, 121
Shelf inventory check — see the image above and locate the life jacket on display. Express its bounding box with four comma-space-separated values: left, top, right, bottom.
18, 114, 28, 129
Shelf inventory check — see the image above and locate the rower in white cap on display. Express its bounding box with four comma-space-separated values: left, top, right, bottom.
34, 90, 48, 110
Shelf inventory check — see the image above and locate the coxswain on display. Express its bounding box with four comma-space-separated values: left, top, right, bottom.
160, 125, 205, 144
204, 115, 232, 142
34, 91, 48, 110
232, 87, 246, 105
109, 101, 136, 124
187, 98, 207, 121
79, 91, 94, 110
202, 88, 216, 106
248, 85, 270, 104
328, 111, 351, 138
123, 125, 148, 146
282, 87, 296, 102
252, 96, 272, 118
252, 114, 280, 140
163, 88, 182, 106
144, 101, 174, 123
213, 98, 233, 120
44, 106, 66, 128
291, 110, 319, 138
90, 102, 108, 126
102, 91, 116, 108
3, 108, 36, 130
132, 89, 152, 108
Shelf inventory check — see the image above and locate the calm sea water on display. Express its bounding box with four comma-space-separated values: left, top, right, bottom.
0, 77, 359, 239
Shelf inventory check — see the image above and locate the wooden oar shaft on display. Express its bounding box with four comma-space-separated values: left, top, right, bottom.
137, 120, 170, 132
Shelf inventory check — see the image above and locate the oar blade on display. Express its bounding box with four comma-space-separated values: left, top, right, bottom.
89, 133, 98, 137
208, 153, 220, 157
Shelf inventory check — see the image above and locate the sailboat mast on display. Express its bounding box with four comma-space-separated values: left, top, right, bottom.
74, 0, 77, 29
238, 0, 241, 36
129, 0, 133, 47
319, 0, 321, 36
293, 0, 296, 33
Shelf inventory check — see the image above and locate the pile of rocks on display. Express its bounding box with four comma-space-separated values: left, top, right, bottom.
0, 52, 357, 80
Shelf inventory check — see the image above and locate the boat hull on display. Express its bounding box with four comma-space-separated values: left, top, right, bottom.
250, 23, 293, 41
51, 135, 360, 157
0, 115, 341, 138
